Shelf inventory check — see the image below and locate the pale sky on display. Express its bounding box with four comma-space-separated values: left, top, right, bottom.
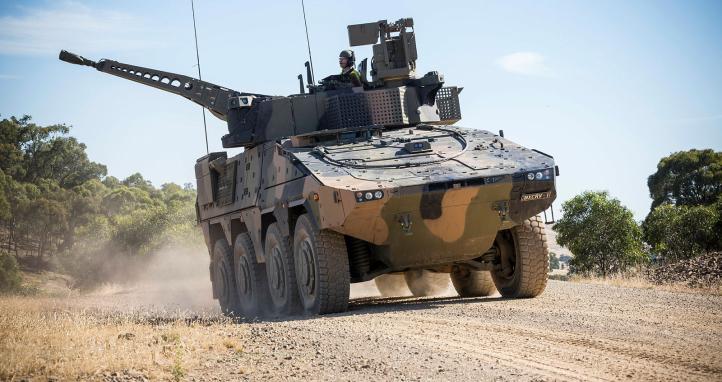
0, 0, 720, 220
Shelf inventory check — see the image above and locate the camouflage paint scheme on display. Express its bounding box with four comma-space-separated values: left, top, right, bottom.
195, 123, 555, 282
59, 17, 557, 289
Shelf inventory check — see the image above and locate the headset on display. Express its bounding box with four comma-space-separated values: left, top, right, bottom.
339, 49, 355, 67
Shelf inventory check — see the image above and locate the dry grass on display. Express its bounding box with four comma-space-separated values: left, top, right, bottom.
568, 274, 722, 296
0, 296, 245, 381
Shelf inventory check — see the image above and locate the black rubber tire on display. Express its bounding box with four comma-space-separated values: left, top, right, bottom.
211, 238, 239, 316
233, 232, 269, 318
293, 214, 350, 315
491, 215, 549, 298
404, 270, 450, 297
450, 267, 497, 297
374, 274, 410, 297
264, 223, 301, 316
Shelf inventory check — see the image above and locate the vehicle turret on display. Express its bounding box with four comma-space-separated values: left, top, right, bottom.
59, 18, 461, 149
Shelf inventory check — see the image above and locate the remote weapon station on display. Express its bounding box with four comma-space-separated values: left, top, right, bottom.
60, 18, 557, 316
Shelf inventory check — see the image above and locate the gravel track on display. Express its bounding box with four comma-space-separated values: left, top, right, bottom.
196, 280, 722, 381
6, 274, 720, 381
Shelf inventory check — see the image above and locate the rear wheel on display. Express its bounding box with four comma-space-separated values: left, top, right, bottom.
374, 274, 409, 297
265, 223, 300, 316
491, 215, 549, 298
233, 232, 269, 317
211, 238, 239, 316
293, 214, 350, 315
451, 266, 497, 297
404, 270, 450, 297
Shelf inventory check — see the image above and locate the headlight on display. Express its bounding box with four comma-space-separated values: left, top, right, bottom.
355, 189, 385, 203
526, 168, 554, 181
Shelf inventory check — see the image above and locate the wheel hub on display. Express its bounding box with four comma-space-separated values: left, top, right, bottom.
269, 246, 285, 299
237, 257, 252, 296
494, 232, 517, 282
215, 260, 231, 301
298, 239, 316, 298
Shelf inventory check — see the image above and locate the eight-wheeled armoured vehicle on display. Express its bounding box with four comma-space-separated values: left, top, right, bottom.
60, 17, 557, 316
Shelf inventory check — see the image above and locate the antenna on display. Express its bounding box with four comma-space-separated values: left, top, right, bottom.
191, 0, 209, 155
300, 0, 320, 122
300, 0, 315, 83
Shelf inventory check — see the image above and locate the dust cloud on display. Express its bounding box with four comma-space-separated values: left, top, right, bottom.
86, 246, 389, 314
350, 281, 382, 299
354, 274, 456, 299
87, 246, 219, 313
84, 248, 461, 314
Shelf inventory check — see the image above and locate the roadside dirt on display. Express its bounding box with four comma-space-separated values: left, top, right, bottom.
3, 278, 720, 381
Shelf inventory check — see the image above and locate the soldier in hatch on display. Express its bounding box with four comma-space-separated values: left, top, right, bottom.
339, 49, 362, 87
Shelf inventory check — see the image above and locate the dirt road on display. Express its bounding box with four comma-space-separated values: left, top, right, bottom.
190, 280, 720, 381
3, 275, 721, 381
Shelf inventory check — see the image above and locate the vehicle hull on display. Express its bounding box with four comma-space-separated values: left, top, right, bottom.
196, 124, 556, 278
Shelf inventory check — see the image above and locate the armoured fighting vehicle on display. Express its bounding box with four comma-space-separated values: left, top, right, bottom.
60, 18, 558, 316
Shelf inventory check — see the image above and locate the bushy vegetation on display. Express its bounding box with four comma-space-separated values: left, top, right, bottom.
642, 202, 720, 261
0, 251, 22, 292
0, 116, 201, 290
555, 149, 721, 279
643, 149, 722, 262
647, 149, 721, 209
553, 191, 647, 277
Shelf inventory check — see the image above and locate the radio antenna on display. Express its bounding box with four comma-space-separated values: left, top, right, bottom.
191, 0, 209, 155
300, 0, 315, 83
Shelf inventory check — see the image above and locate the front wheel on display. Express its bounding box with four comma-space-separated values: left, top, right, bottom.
293, 214, 350, 315
491, 215, 549, 298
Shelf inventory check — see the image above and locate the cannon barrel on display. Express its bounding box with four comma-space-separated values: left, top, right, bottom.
58, 49, 267, 121
59, 50, 97, 67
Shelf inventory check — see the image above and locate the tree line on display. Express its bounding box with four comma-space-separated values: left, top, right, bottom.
554, 149, 722, 277
0, 116, 201, 290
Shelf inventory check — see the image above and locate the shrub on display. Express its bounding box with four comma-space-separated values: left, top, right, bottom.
643, 203, 719, 262
553, 191, 647, 277
0, 252, 22, 293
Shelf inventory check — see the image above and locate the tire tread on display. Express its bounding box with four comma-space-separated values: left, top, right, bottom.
492, 215, 549, 298
512, 215, 549, 297
313, 228, 350, 314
